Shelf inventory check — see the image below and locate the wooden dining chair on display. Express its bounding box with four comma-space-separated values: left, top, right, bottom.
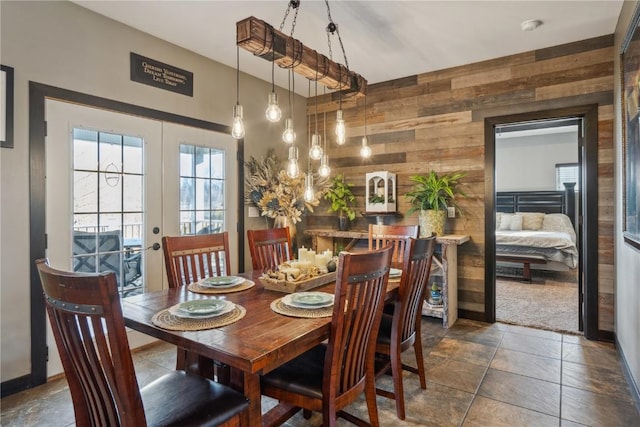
35, 258, 249, 427
162, 232, 231, 381
368, 224, 419, 268
246, 227, 293, 271
374, 235, 437, 420
162, 232, 231, 288
260, 245, 394, 427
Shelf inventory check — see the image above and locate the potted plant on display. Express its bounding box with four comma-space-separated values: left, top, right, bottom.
405, 170, 467, 236
323, 173, 357, 231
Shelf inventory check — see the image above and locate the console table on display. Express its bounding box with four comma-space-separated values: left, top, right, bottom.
304, 229, 470, 328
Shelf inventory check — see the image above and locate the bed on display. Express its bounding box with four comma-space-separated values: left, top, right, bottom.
495, 184, 578, 280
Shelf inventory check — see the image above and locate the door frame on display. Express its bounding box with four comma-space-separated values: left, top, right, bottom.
26, 82, 244, 388
484, 104, 599, 340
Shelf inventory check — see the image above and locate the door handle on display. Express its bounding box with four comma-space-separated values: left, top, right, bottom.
147, 242, 161, 251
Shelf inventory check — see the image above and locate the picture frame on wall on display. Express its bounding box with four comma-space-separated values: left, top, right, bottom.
1, 65, 14, 149
622, 6, 640, 249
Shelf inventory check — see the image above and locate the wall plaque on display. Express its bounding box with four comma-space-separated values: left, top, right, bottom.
130, 52, 193, 96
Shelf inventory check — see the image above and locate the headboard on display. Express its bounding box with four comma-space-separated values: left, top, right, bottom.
496, 182, 576, 227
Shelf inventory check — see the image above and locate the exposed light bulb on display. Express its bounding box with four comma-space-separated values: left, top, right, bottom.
304, 174, 315, 202
335, 110, 346, 145
282, 118, 296, 144
265, 91, 282, 122
309, 134, 323, 160
231, 104, 245, 139
360, 136, 372, 158
287, 159, 300, 178
318, 154, 331, 177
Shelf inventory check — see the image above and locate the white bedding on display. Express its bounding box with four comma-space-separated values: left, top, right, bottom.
496, 213, 578, 269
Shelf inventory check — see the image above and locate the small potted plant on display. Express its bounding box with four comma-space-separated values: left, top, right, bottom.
405, 170, 467, 236
323, 173, 357, 231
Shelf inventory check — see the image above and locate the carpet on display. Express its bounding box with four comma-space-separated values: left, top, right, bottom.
496, 273, 579, 334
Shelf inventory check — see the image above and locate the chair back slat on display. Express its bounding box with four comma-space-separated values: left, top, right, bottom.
162, 232, 231, 287
397, 235, 437, 343
326, 246, 393, 399
247, 228, 293, 271
36, 258, 146, 427
368, 224, 419, 268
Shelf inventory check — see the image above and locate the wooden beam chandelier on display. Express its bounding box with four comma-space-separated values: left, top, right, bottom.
236, 16, 367, 98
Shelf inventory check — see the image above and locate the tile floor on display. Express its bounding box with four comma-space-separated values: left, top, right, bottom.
2, 318, 639, 426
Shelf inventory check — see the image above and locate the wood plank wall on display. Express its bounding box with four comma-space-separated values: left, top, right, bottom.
303, 35, 615, 333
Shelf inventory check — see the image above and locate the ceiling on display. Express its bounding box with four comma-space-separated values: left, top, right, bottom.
72, 0, 623, 97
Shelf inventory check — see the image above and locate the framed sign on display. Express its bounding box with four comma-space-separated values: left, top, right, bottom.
622, 5, 640, 249
1, 65, 14, 148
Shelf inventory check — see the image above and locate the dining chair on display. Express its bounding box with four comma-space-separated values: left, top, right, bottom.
368, 224, 419, 268
246, 227, 293, 271
374, 235, 437, 420
35, 258, 249, 427
260, 245, 394, 427
162, 232, 231, 381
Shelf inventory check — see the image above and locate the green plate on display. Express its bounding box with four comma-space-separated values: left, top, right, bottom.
291, 292, 333, 306
202, 276, 244, 287
177, 299, 227, 315
389, 268, 402, 278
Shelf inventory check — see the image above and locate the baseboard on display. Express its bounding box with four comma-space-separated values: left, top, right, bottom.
1, 374, 32, 398
616, 335, 640, 415
598, 329, 615, 343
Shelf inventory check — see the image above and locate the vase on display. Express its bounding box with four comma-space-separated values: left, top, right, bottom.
338, 216, 350, 231
274, 215, 297, 250
418, 209, 446, 236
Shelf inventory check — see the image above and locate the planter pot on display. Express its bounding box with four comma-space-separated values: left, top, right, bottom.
338, 216, 350, 231
418, 209, 446, 236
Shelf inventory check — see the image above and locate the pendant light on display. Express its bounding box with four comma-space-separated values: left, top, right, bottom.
318, 86, 331, 177
265, 28, 282, 123
309, 75, 323, 160
360, 95, 372, 158
304, 173, 315, 202
286, 145, 300, 178
282, 69, 296, 143
231, 46, 245, 139
335, 67, 346, 145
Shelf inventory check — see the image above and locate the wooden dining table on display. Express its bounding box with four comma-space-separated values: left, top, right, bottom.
122, 270, 398, 426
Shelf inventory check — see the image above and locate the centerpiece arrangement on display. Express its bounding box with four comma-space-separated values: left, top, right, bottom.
245, 149, 327, 240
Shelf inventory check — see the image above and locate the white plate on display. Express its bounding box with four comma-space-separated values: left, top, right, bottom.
282, 292, 334, 309
169, 299, 234, 319
201, 276, 244, 288
389, 268, 402, 278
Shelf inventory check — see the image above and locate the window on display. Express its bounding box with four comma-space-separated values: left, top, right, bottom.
555, 163, 579, 192
72, 128, 144, 296
179, 144, 225, 235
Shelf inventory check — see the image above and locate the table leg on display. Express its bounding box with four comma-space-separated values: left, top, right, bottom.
230, 368, 262, 426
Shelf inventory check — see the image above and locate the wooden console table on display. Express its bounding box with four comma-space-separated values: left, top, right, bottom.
304, 229, 470, 328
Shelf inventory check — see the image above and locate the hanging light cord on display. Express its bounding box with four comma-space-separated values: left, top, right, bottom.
236, 46, 240, 105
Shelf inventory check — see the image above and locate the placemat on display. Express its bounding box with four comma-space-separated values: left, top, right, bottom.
188, 279, 255, 294
270, 298, 333, 318
152, 304, 246, 331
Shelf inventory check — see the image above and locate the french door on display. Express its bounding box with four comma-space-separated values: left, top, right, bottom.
44, 100, 237, 376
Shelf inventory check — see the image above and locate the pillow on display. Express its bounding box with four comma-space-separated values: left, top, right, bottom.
519, 212, 545, 231
496, 212, 503, 228
499, 214, 523, 231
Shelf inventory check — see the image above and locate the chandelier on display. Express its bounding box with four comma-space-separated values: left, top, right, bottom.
233, 0, 368, 191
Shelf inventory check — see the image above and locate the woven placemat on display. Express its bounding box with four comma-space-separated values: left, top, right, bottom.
188, 279, 255, 295
270, 298, 333, 318
152, 304, 246, 331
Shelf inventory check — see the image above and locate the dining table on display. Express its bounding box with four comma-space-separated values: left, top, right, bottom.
122, 269, 399, 426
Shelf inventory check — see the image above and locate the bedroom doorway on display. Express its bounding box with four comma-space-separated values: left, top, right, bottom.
484, 104, 599, 340
493, 118, 581, 333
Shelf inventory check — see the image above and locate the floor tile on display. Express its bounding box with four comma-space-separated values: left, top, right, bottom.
562, 342, 620, 368
425, 356, 488, 393
500, 331, 562, 359
429, 337, 497, 366
494, 322, 563, 342
561, 385, 640, 426
562, 334, 616, 349
491, 347, 561, 384
463, 395, 559, 427
478, 368, 560, 417
444, 321, 505, 348
562, 360, 636, 402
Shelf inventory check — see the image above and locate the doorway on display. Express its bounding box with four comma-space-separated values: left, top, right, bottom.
493, 118, 581, 333
484, 105, 599, 340
28, 82, 243, 387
